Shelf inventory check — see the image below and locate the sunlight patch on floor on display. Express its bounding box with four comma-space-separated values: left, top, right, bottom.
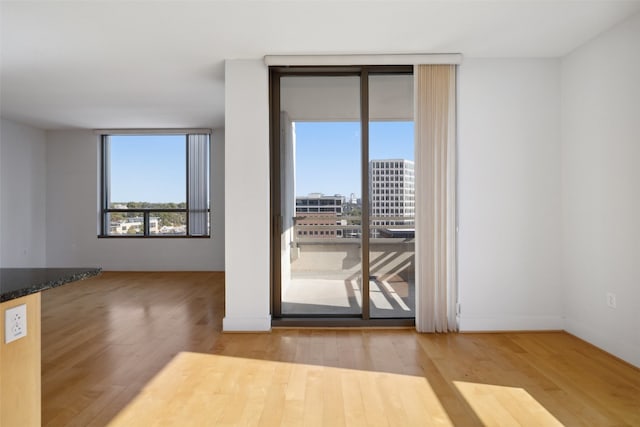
454, 381, 563, 426
370, 280, 394, 310
108, 352, 453, 426
376, 280, 412, 311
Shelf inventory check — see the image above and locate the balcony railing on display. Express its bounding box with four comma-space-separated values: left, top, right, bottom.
102, 208, 209, 237
292, 215, 415, 243
283, 216, 415, 318
288, 215, 415, 279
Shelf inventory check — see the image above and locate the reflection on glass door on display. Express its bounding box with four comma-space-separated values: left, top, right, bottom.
368, 74, 415, 318
279, 76, 363, 316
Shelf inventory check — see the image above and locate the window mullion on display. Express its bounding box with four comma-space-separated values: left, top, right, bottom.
143, 211, 150, 236
101, 136, 110, 236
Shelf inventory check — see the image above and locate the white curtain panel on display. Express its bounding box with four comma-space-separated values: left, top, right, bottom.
187, 134, 210, 236
414, 64, 458, 333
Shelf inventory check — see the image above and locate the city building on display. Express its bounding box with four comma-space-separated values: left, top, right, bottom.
295, 194, 345, 238
295, 194, 343, 215
369, 159, 415, 236
109, 216, 160, 235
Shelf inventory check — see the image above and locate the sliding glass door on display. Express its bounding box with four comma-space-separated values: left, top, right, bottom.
278, 75, 362, 316
270, 67, 414, 324
368, 74, 415, 319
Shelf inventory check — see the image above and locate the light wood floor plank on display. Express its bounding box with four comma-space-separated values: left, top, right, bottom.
41, 272, 640, 426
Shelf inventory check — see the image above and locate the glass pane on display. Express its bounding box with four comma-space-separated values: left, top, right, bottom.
106, 212, 144, 236
368, 74, 415, 318
107, 135, 186, 207
280, 75, 362, 316
150, 212, 186, 235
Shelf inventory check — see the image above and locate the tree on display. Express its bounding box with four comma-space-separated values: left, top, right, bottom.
347, 207, 362, 225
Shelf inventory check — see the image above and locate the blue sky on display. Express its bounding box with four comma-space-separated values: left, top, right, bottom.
109, 135, 186, 203
108, 122, 413, 202
295, 121, 414, 198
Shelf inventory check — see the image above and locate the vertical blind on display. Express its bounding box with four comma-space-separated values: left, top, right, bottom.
188, 134, 210, 236
415, 64, 458, 333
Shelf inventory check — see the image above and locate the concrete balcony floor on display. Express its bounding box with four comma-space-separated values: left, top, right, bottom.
282, 271, 415, 318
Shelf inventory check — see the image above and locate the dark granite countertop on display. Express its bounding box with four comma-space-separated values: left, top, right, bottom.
0, 268, 101, 303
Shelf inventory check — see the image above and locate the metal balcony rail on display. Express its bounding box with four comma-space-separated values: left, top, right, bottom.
291, 215, 415, 243
103, 208, 209, 237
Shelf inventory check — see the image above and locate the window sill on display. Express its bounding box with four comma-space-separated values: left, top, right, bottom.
97, 235, 211, 239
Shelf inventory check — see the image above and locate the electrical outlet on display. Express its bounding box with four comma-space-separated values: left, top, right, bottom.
5, 304, 27, 343
606, 292, 617, 309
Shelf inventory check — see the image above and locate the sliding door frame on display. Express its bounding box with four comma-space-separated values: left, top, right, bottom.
269, 65, 415, 327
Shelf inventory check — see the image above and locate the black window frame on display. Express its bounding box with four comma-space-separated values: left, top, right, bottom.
99, 131, 211, 238
269, 65, 415, 326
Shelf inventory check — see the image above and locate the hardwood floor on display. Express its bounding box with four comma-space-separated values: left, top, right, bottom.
41, 272, 640, 426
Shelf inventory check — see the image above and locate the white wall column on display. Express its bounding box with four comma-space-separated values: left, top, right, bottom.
457, 59, 563, 331
223, 59, 271, 331
0, 119, 47, 267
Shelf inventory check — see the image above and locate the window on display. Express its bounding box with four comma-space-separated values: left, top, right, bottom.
100, 131, 210, 237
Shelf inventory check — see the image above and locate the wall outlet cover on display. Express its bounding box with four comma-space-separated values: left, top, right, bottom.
606, 292, 617, 309
5, 304, 27, 344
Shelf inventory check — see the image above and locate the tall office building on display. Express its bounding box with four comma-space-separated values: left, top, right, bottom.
369, 159, 415, 233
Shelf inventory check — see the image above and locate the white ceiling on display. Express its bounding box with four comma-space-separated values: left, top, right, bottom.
1, 1, 639, 130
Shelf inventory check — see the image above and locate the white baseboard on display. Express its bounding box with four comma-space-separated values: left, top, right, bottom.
458, 315, 564, 332
565, 317, 640, 368
222, 315, 272, 332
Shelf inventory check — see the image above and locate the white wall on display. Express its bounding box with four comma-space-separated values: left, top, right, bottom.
220, 38, 639, 369
45, 129, 225, 271
561, 13, 640, 367
221, 58, 564, 333
0, 118, 47, 267
223, 59, 271, 331
457, 59, 563, 331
